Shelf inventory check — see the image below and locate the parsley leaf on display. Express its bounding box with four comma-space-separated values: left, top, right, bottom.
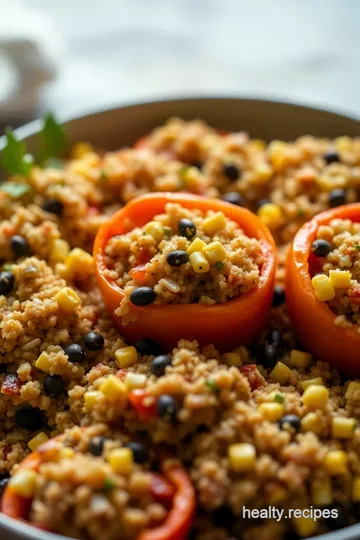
355, 245, 360, 251
103, 478, 117, 491
1, 129, 34, 177
205, 379, 219, 393
273, 393, 285, 404
215, 262, 224, 271
40, 113, 67, 164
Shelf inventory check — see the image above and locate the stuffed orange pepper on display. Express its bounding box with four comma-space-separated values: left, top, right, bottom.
94, 193, 276, 351
286, 203, 360, 375
1, 425, 195, 540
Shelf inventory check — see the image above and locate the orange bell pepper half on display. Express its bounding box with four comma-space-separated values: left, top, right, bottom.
286, 203, 360, 375
94, 193, 276, 351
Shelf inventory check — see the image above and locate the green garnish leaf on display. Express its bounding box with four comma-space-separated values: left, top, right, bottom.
44, 157, 65, 169
164, 226, 172, 238
215, 262, 224, 271
0, 182, 34, 199
205, 379, 219, 393
273, 393, 285, 404
355, 245, 360, 251
297, 208, 305, 217
3, 263, 13, 271
178, 166, 190, 179
103, 478, 117, 492
99, 169, 108, 182
40, 113, 67, 164
1, 129, 34, 177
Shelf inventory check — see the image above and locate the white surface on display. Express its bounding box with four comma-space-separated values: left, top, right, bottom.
13, 0, 360, 119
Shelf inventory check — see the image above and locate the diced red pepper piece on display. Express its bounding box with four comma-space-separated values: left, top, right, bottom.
129, 389, 157, 421
1, 374, 22, 396
150, 473, 175, 507
239, 364, 265, 390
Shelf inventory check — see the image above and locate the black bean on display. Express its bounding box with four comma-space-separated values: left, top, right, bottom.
89, 436, 106, 456
272, 285, 286, 307
311, 239, 332, 257
324, 150, 340, 164
125, 441, 149, 463
43, 375, 64, 397
43, 199, 64, 216
0, 477, 9, 497
134, 338, 162, 357
324, 505, 348, 530
222, 192, 244, 206
262, 344, 279, 368
166, 250, 189, 267
130, 287, 157, 307
279, 414, 301, 433
329, 189, 346, 208
191, 161, 203, 170
157, 395, 179, 422
178, 218, 196, 240
223, 163, 240, 181
15, 408, 44, 431
267, 330, 283, 345
64, 343, 86, 363
0, 271, 14, 295
10, 235, 32, 258
151, 355, 172, 377
83, 332, 105, 351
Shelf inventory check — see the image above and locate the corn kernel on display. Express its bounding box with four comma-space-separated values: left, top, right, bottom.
9, 470, 38, 498
268, 141, 288, 172
228, 443, 256, 472
301, 412, 322, 434
302, 385, 329, 410
258, 402, 284, 422
55, 287, 81, 312
65, 248, 94, 280
144, 221, 164, 243
311, 477, 333, 506
289, 350, 312, 369
100, 375, 127, 403
233, 346, 250, 364
257, 203, 283, 230
223, 352, 242, 367
202, 241, 227, 264
115, 346, 138, 369
335, 136, 352, 152
251, 163, 273, 185
316, 172, 347, 192
267, 485, 287, 504
332, 417, 356, 439
84, 391, 102, 410
60, 447, 75, 460
124, 372, 147, 390
311, 274, 335, 301
345, 381, 360, 400
202, 212, 226, 235
292, 515, 318, 537
329, 269, 351, 289
324, 450, 348, 475
35, 352, 51, 373
301, 377, 323, 391
71, 142, 94, 159
187, 237, 207, 255
189, 252, 210, 273
353, 476, 360, 501
270, 362, 292, 385
108, 448, 133, 475
50, 239, 70, 264
28, 432, 49, 452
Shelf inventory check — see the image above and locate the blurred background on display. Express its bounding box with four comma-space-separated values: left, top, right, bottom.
1, 0, 360, 129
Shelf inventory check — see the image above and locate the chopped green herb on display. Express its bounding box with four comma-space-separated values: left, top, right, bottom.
178, 166, 190, 179
164, 226, 172, 238
99, 170, 108, 182
103, 478, 117, 492
273, 393, 285, 404
44, 157, 65, 169
0, 182, 34, 199
3, 263, 13, 271
297, 208, 305, 217
205, 379, 219, 393
215, 262, 224, 271
1, 129, 34, 177
355, 245, 360, 251
40, 113, 67, 164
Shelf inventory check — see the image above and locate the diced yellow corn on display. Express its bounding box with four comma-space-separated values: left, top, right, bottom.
270, 362, 292, 385
268, 141, 288, 172
324, 450, 348, 475
187, 237, 207, 255
289, 350, 312, 369
115, 346, 138, 369
228, 443, 256, 472
202, 241, 227, 264
302, 385, 329, 410
65, 248, 94, 280
84, 391, 102, 410
71, 142, 94, 159
28, 432, 49, 452
292, 515, 318, 538
345, 381, 360, 400
50, 239, 70, 264
124, 372, 147, 390
250, 163, 273, 185
301, 412, 322, 434
316, 172, 347, 192
257, 203, 283, 230
301, 377, 323, 391
311, 274, 335, 301
258, 402, 284, 422
60, 447, 75, 460
352, 476, 360, 501
267, 485, 287, 504
35, 352, 51, 373
189, 252, 210, 273
335, 136, 352, 152
233, 346, 250, 364
144, 221, 164, 243
9, 470, 38, 498
311, 477, 333, 506
202, 212, 226, 235
55, 287, 81, 312
329, 269, 351, 289
100, 375, 127, 403
108, 448, 133, 475
223, 352, 243, 367
332, 417, 356, 439
181, 166, 201, 191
